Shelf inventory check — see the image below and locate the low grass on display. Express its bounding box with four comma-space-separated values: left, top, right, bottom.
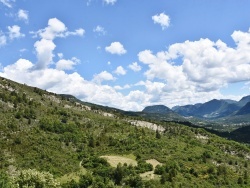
100, 155, 137, 167
146, 159, 162, 169
57, 162, 87, 184
140, 171, 161, 180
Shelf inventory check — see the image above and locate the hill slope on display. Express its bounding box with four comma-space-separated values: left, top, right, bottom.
1, 76, 250, 187
238, 96, 250, 107
142, 105, 172, 114
236, 102, 250, 115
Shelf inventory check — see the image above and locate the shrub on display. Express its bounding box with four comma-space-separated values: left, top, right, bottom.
12, 169, 60, 188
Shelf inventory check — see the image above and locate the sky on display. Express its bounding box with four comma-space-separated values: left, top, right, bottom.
1, 0, 250, 111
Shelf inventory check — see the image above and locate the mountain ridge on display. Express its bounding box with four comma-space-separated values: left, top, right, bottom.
171, 96, 250, 120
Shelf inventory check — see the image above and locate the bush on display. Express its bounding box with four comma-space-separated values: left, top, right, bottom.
136, 160, 153, 173
0, 172, 12, 188
79, 173, 93, 188
124, 174, 143, 188
12, 169, 60, 187
154, 164, 165, 175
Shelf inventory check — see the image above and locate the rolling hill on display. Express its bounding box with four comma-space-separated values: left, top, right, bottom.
1, 76, 250, 187
142, 105, 172, 114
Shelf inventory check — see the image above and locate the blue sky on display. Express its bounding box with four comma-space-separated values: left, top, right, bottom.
1, 0, 250, 111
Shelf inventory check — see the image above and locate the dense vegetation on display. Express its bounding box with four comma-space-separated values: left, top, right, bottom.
1, 77, 250, 187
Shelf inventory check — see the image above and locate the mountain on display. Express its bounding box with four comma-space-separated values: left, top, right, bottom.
1, 76, 250, 187
229, 125, 250, 143
142, 105, 172, 114
196, 99, 240, 118
173, 99, 240, 119
172, 96, 250, 120
171, 103, 202, 116
238, 95, 250, 107
141, 105, 186, 122
236, 102, 250, 115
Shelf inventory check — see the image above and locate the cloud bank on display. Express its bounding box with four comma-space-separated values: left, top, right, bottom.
1, 18, 250, 111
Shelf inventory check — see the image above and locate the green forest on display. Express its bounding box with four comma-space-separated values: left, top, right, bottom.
1, 76, 250, 187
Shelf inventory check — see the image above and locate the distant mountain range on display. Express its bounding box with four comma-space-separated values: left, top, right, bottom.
141, 96, 250, 127
172, 96, 250, 119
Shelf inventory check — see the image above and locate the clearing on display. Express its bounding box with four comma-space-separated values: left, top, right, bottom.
100, 155, 137, 167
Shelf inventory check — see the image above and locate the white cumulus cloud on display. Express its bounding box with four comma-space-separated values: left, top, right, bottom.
114, 84, 130, 90
93, 71, 116, 84
0, 18, 147, 111
137, 28, 250, 106
105, 42, 127, 55
31, 18, 84, 40
56, 57, 80, 71
114, 66, 126, 75
66, 28, 85, 37
33, 18, 67, 40
152, 13, 170, 30
128, 62, 141, 72
30, 18, 84, 70
18, 9, 29, 23
34, 39, 56, 69
93, 25, 106, 35
8, 25, 25, 40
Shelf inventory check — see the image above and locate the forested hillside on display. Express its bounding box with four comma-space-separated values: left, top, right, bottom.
1, 76, 250, 187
